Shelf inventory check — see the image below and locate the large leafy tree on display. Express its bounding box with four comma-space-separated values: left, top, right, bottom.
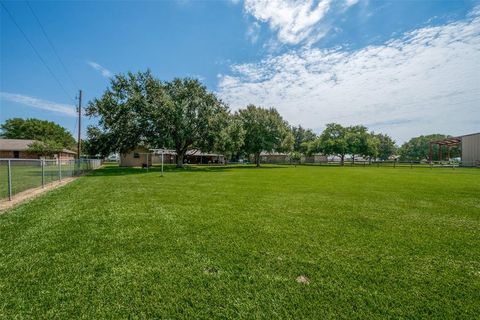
82, 127, 114, 158
0, 118, 75, 149
345, 125, 370, 163
27, 140, 64, 157
152, 78, 230, 167
345, 125, 380, 162
215, 114, 245, 161
292, 125, 316, 154
399, 134, 460, 161
87, 72, 230, 167
376, 133, 397, 160
86, 70, 163, 155
238, 105, 292, 167
313, 123, 348, 165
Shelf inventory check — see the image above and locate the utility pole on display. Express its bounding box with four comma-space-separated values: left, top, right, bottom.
77, 89, 82, 159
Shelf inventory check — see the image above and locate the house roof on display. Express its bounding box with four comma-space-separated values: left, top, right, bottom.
430, 132, 480, 146
0, 139, 37, 151
0, 139, 76, 154
60, 148, 77, 155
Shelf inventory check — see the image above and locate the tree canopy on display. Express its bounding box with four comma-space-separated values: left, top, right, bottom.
292, 125, 316, 155
85, 70, 455, 167
27, 140, 64, 157
238, 105, 292, 166
86, 71, 230, 167
152, 78, 230, 167
375, 133, 397, 160
312, 123, 348, 164
0, 118, 75, 149
399, 134, 459, 161
214, 114, 245, 160
86, 70, 163, 154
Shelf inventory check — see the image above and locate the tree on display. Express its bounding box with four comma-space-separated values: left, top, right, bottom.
82, 127, 113, 158
87, 72, 230, 168
375, 133, 397, 160
86, 70, 164, 155
1, 118, 75, 149
289, 151, 302, 165
238, 105, 292, 167
152, 78, 230, 167
365, 133, 380, 161
292, 125, 316, 154
314, 123, 348, 165
215, 114, 245, 162
399, 134, 460, 161
345, 125, 370, 163
345, 126, 380, 163
27, 140, 64, 157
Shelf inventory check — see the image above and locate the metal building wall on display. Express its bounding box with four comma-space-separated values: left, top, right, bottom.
461, 133, 480, 166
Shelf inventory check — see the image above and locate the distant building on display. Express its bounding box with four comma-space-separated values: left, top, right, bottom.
461, 133, 480, 166
429, 132, 480, 166
119, 146, 224, 167
0, 139, 76, 160
254, 152, 327, 164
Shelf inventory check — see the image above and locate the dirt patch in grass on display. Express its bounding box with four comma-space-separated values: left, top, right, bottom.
296, 275, 310, 284
203, 266, 219, 275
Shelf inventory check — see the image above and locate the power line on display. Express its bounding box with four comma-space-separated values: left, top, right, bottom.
0, 1, 73, 101
26, 1, 79, 91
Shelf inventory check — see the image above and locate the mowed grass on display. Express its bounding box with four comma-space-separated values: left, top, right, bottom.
1, 165, 479, 319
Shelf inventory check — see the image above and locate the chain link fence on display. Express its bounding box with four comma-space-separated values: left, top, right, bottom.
0, 159, 102, 200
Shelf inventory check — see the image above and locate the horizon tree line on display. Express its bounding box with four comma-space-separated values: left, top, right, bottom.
0, 70, 461, 166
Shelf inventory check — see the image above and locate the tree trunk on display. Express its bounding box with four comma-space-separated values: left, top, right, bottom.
255, 152, 261, 167
176, 151, 185, 168
340, 154, 345, 166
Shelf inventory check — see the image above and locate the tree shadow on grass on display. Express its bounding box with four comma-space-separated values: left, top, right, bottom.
87, 164, 290, 177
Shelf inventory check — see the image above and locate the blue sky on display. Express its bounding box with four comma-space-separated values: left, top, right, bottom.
1, 0, 479, 143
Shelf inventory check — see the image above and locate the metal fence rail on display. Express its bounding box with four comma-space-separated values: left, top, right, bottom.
0, 159, 102, 201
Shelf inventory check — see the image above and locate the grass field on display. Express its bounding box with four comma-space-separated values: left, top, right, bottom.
1, 165, 479, 318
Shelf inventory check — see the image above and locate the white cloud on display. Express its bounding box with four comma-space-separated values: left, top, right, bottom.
0, 92, 76, 117
345, 0, 359, 7
246, 21, 261, 43
87, 60, 113, 78
243, 0, 357, 45
244, 0, 331, 45
218, 10, 480, 143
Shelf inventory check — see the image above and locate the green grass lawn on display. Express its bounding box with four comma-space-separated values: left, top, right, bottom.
1, 165, 479, 318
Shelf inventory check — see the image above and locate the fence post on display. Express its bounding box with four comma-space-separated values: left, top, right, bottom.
394, 160, 396, 168
7, 160, 12, 201
58, 159, 62, 181
41, 160, 45, 188
410, 161, 413, 169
